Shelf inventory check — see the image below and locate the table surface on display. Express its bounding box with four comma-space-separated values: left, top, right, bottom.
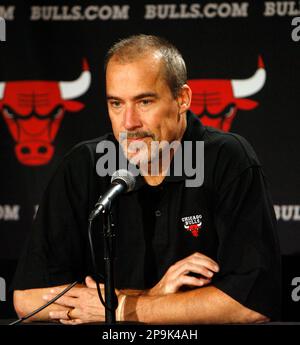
1, 319, 300, 325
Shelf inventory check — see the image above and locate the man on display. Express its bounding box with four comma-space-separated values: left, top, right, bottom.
12, 35, 281, 324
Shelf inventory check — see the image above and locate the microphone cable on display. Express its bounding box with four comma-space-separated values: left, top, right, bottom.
87, 219, 118, 313
9, 216, 116, 325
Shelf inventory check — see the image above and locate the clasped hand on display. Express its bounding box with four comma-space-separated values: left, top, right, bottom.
42, 252, 219, 324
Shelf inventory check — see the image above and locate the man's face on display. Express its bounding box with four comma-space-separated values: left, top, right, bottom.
106, 53, 187, 168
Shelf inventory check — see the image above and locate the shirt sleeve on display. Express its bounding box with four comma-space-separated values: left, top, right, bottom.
212, 165, 281, 320
11, 143, 94, 290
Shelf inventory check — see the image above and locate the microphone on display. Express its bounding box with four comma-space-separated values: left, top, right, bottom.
89, 169, 135, 221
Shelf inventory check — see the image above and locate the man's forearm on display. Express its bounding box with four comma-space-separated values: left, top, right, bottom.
122, 286, 269, 324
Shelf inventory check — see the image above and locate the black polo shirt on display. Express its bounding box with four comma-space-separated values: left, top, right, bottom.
12, 111, 281, 320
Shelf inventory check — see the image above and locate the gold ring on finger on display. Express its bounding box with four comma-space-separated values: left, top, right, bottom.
66, 309, 72, 320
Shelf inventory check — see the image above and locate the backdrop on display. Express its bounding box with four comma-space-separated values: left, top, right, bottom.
0, 0, 299, 320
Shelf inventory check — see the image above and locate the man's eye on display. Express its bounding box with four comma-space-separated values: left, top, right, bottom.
140, 99, 152, 106
110, 101, 121, 108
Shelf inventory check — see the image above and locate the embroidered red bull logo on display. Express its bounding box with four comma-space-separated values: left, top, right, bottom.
188, 56, 266, 132
182, 214, 202, 238
0, 59, 91, 166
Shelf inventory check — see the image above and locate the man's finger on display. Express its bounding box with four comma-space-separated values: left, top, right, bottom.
173, 254, 219, 273
189, 257, 219, 273
43, 294, 79, 308
179, 275, 211, 287
49, 310, 71, 320
192, 253, 219, 271
85, 276, 97, 288
59, 318, 82, 325
183, 252, 219, 271
174, 262, 216, 279
85, 276, 105, 290
50, 286, 83, 298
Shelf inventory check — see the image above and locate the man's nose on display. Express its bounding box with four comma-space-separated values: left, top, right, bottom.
123, 106, 142, 131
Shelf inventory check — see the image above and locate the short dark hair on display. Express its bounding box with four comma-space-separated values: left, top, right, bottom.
104, 34, 187, 98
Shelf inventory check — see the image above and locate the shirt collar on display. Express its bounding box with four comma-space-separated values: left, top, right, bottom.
163, 111, 206, 183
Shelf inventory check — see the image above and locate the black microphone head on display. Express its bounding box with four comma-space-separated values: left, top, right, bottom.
111, 169, 135, 192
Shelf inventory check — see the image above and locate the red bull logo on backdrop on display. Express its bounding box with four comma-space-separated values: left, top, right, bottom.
0, 59, 91, 166
188, 57, 266, 132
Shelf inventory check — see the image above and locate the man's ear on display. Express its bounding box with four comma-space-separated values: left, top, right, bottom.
177, 84, 192, 115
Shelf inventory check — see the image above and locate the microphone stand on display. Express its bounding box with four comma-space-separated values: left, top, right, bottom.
88, 170, 135, 324
102, 205, 118, 324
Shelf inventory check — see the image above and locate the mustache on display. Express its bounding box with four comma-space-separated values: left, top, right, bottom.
120, 131, 155, 141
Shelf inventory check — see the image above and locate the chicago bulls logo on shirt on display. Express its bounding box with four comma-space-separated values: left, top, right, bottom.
181, 214, 203, 238
188, 56, 266, 132
0, 59, 91, 166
